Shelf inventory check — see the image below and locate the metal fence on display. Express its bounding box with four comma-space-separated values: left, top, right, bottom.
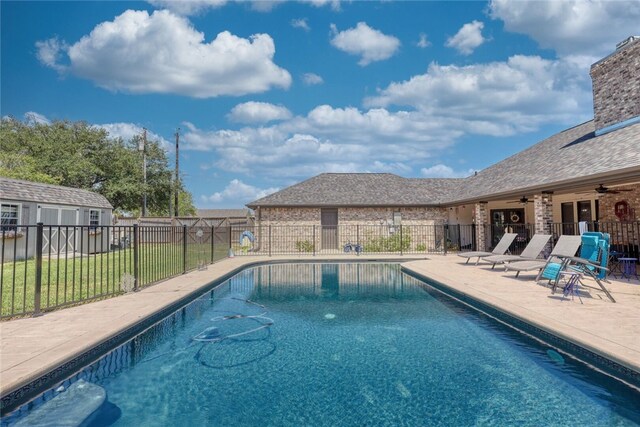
549, 221, 640, 259
229, 224, 477, 256
1, 224, 231, 319
3, 220, 637, 319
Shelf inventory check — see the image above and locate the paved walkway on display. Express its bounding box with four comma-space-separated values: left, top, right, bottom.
1, 254, 639, 400
403, 256, 640, 376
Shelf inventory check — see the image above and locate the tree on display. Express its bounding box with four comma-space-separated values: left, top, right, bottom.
0, 117, 196, 215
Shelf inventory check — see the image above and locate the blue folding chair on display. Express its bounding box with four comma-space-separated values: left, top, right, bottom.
552, 232, 615, 302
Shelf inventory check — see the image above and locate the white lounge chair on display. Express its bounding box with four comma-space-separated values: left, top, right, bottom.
482, 234, 551, 269
457, 233, 518, 265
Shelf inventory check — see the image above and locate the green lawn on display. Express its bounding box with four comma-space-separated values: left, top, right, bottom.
1, 243, 228, 318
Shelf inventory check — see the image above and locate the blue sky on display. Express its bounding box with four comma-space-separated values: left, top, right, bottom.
2, 0, 639, 208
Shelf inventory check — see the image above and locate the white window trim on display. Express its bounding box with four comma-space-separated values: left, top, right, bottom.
89, 209, 101, 227
1, 202, 22, 228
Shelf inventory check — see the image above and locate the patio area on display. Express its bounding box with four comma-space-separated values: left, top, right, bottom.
1, 254, 639, 409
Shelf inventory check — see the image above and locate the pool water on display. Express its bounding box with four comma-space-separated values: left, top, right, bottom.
6, 263, 640, 426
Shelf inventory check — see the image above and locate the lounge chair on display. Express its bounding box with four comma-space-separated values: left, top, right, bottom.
482, 234, 551, 269
552, 232, 615, 302
458, 233, 517, 265
504, 235, 582, 278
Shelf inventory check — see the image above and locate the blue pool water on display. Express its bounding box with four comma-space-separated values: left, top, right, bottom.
5, 263, 640, 426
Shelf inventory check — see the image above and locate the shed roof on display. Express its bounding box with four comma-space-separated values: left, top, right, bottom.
196, 208, 252, 218
0, 178, 113, 209
247, 120, 640, 208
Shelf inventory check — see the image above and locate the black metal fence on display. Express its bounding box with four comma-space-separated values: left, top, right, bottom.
1, 224, 231, 319
3, 221, 638, 319
229, 224, 477, 256
549, 221, 640, 259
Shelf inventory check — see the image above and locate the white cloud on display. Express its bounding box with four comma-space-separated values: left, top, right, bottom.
306, 0, 340, 11
417, 33, 430, 48
147, 0, 228, 15
445, 20, 486, 55
97, 122, 171, 150
23, 111, 51, 125
490, 0, 640, 57
330, 22, 401, 66
36, 10, 291, 98
421, 164, 474, 178
291, 18, 310, 31
181, 103, 467, 181
227, 101, 292, 124
302, 72, 324, 85
35, 37, 68, 73
201, 179, 279, 205
365, 55, 591, 134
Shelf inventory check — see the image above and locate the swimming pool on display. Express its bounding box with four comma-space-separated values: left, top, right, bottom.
4, 263, 640, 426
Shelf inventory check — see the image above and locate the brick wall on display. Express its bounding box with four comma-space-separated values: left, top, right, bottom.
256, 206, 447, 253
598, 185, 640, 222
590, 38, 640, 132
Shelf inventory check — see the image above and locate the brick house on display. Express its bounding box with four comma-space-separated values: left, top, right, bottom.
248, 37, 640, 253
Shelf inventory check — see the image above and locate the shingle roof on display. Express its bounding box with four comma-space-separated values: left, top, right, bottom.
247, 120, 640, 208
247, 173, 464, 207
451, 120, 640, 203
196, 208, 252, 218
0, 178, 113, 209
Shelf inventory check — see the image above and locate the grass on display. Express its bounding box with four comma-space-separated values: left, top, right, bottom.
1, 243, 228, 318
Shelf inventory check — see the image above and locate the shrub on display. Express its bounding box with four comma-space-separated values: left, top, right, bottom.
416, 243, 426, 252
364, 228, 411, 252
295, 240, 315, 253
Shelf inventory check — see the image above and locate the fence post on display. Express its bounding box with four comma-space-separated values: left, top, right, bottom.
182, 225, 187, 274
268, 225, 272, 257
443, 224, 448, 255
33, 222, 44, 316
471, 223, 477, 251
211, 225, 216, 264
400, 225, 403, 256
457, 224, 462, 251
313, 225, 316, 256
133, 224, 139, 291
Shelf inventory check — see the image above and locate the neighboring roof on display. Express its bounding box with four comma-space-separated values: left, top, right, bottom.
196, 208, 252, 218
247, 173, 464, 207
0, 177, 113, 209
247, 120, 640, 208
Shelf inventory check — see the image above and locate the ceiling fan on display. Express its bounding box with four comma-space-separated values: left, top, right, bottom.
507, 196, 533, 205
594, 184, 633, 194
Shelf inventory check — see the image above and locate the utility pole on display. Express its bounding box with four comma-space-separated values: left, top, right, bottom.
174, 128, 180, 217
139, 128, 148, 217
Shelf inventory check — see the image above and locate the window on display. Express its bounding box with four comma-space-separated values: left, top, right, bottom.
1, 204, 19, 231
89, 210, 100, 229
393, 212, 402, 226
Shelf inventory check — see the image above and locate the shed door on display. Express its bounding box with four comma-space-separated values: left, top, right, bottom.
40, 207, 59, 225
321, 209, 338, 250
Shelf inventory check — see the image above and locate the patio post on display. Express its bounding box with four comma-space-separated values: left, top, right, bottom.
473, 202, 488, 252
534, 192, 554, 254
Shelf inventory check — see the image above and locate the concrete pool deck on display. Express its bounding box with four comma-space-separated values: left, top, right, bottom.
1, 254, 639, 403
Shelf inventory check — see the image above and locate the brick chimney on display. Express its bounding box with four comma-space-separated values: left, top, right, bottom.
590, 36, 640, 135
